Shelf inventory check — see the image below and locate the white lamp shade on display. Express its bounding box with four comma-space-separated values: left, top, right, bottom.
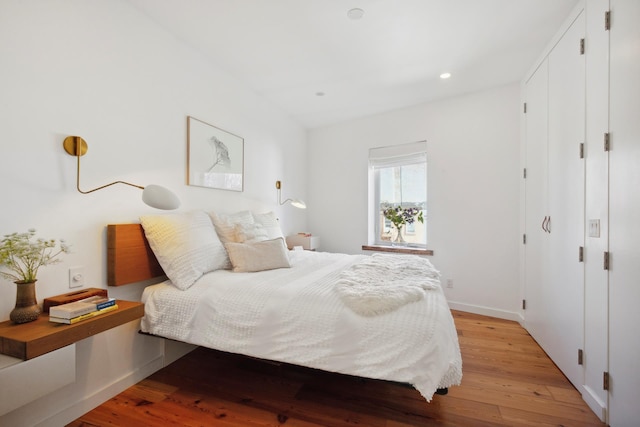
142, 185, 180, 210
291, 199, 307, 209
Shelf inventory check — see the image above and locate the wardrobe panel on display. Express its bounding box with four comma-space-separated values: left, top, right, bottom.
523, 60, 549, 349
583, 0, 610, 421
608, 0, 640, 425
523, 10, 586, 391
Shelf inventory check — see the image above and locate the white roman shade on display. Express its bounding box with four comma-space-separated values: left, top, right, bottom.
369, 141, 427, 168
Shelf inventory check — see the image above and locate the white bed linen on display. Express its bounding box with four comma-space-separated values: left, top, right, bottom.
141, 250, 462, 401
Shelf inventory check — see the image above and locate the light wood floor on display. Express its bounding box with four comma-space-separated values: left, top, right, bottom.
67, 311, 606, 426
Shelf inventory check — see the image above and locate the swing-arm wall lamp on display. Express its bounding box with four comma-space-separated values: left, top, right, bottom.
63, 136, 180, 210
275, 180, 306, 209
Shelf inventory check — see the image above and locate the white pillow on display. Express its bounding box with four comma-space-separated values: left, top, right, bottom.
224, 238, 291, 273
234, 222, 269, 243
140, 210, 229, 290
209, 210, 254, 244
252, 211, 285, 240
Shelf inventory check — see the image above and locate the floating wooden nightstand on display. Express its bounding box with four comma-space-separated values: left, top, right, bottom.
0, 300, 144, 360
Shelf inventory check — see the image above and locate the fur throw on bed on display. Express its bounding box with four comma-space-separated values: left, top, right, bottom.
335, 253, 441, 316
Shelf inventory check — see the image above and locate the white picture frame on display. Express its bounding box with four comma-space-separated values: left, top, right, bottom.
187, 116, 244, 192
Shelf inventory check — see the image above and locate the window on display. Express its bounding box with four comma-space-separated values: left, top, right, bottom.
368, 141, 427, 247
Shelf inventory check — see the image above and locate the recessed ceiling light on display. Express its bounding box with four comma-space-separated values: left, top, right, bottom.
440, 72, 451, 79
347, 8, 364, 20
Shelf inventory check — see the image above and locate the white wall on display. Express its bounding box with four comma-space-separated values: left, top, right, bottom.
307, 84, 522, 319
0, 0, 306, 425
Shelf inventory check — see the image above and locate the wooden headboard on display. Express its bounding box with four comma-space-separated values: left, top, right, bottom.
107, 224, 165, 286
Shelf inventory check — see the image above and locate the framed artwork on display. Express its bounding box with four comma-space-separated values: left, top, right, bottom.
187, 116, 244, 191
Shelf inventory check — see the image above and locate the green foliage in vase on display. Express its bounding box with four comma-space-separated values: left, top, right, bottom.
382, 205, 424, 230
0, 229, 70, 283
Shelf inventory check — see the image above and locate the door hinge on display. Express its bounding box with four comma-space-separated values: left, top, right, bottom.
604, 132, 610, 151
523, 168, 527, 179
578, 349, 584, 365
579, 246, 584, 262
603, 372, 610, 390
605, 11, 611, 31
580, 38, 585, 55
523, 234, 527, 244
522, 299, 526, 310
523, 102, 527, 114
604, 251, 610, 270
580, 143, 584, 159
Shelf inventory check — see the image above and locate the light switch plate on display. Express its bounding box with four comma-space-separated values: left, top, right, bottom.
68, 266, 85, 288
588, 220, 600, 238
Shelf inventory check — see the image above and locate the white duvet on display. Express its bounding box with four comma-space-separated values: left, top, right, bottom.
141, 250, 462, 401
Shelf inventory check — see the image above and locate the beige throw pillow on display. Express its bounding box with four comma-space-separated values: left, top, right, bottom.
225, 238, 291, 273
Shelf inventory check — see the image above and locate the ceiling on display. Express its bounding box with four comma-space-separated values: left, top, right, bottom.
127, 0, 579, 129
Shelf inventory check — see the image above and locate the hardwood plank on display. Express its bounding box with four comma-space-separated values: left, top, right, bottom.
546, 384, 591, 405
499, 406, 607, 427
448, 384, 599, 424
459, 371, 555, 400
68, 311, 607, 427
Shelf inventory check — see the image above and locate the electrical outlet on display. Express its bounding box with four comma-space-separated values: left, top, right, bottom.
69, 267, 84, 288
446, 279, 454, 289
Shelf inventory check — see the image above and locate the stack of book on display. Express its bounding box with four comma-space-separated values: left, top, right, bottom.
49, 296, 118, 324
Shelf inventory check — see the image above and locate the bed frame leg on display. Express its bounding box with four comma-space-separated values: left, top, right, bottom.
435, 387, 448, 395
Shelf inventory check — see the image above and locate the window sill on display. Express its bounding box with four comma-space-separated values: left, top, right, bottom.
362, 245, 434, 256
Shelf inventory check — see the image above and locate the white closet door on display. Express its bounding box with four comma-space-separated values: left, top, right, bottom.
609, 0, 640, 425
583, 0, 610, 421
523, 59, 549, 345
546, 11, 586, 390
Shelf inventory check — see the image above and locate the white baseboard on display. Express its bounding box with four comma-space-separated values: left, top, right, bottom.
581, 385, 607, 423
447, 301, 522, 322
35, 355, 165, 427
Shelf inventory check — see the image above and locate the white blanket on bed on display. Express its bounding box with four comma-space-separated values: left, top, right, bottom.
141, 251, 462, 402
335, 253, 441, 316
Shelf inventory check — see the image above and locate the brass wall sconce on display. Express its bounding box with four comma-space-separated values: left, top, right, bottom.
275, 180, 306, 209
63, 136, 180, 210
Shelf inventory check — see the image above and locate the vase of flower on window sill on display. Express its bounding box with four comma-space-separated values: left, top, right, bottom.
383, 205, 424, 247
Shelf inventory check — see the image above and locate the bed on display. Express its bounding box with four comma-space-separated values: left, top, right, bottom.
107, 210, 462, 402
